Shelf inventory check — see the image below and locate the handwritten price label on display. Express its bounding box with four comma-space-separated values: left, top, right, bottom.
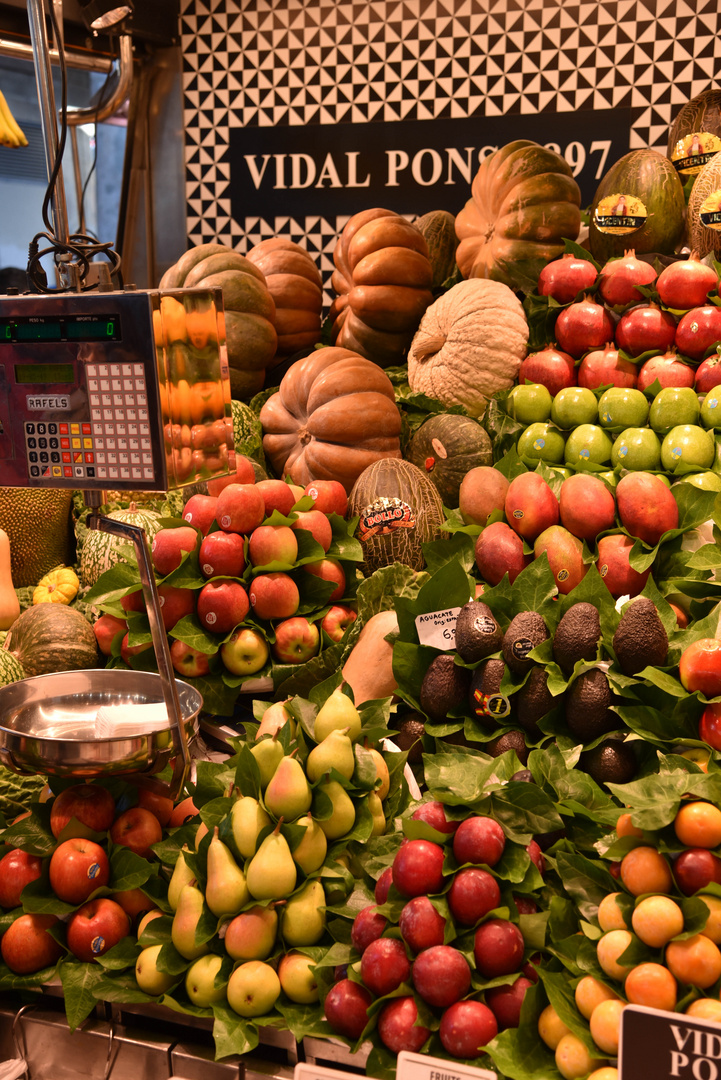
415, 607, 461, 650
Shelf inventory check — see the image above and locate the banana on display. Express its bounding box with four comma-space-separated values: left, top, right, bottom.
0, 90, 27, 147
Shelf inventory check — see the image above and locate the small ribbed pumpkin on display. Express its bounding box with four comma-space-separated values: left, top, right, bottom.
246, 238, 323, 360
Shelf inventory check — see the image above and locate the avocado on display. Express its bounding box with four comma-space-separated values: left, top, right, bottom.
516, 666, 554, 739
392, 712, 425, 764
455, 600, 503, 663
565, 668, 618, 743
510, 768, 534, 783
468, 658, 510, 730
485, 728, 529, 766
553, 602, 601, 675
580, 738, 637, 786
502, 611, 549, 675
420, 654, 472, 721
612, 597, 669, 676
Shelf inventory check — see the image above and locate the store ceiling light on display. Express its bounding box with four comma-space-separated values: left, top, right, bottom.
78, 0, 134, 33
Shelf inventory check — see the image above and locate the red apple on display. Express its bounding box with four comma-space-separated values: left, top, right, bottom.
304, 558, 346, 602
377, 996, 430, 1055
248, 524, 299, 567
272, 616, 320, 663
151, 526, 198, 577
255, 479, 297, 517
351, 904, 388, 954
527, 839, 545, 876
110, 807, 163, 859
182, 494, 218, 536
248, 572, 300, 620
412, 944, 471, 1008
220, 626, 270, 675
206, 454, 256, 496
304, 480, 348, 516
359, 936, 411, 997
112, 887, 158, 922
93, 613, 128, 657
453, 816, 506, 868
439, 1000, 498, 1058
169, 639, 211, 678
50, 783, 115, 840
66, 897, 131, 962
324, 978, 372, 1041
197, 580, 250, 633
680, 639, 721, 698
291, 509, 332, 552
216, 483, 265, 534
120, 633, 153, 666
0, 847, 42, 908
157, 585, 196, 632
1, 913, 63, 974
198, 530, 246, 579
392, 839, 445, 897
398, 896, 446, 953
320, 605, 357, 643
133, 786, 174, 827
169, 796, 199, 827
474, 918, 525, 978
700, 703, 721, 750
49, 838, 110, 905
120, 589, 145, 615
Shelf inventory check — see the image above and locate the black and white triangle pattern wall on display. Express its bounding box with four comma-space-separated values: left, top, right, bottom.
180, 0, 721, 291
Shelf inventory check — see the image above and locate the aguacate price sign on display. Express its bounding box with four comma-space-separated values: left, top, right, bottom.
619, 1003, 721, 1078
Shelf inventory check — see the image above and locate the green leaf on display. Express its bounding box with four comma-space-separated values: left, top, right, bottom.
555, 850, 619, 922
59, 959, 107, 1031
211, 1001, 261, 1057
109, 845, 159, 892
486, 979, 561, 1080
539, 969, 599, 1056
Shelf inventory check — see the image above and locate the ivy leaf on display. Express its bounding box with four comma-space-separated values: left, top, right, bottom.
211, 1001, 260, 1057
59, 959, 107, 1031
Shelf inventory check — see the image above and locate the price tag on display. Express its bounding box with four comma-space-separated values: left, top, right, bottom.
415, 607, 461, 650
619, 1003, 721, 1078
396, 1051, 496, 1080
295, 1064, 363, 1080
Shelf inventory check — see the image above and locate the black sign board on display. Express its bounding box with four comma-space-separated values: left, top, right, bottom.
619, 1004, 721, 1079
228, 108, 631, 222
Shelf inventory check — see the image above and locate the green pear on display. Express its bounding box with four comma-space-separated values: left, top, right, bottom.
368, 791, 386, 836
135, 944, 176, 996
171, 882, 210, 960
251, 731, 285, 788
137, 909, 165, 941
314, 686, 362, 743
226, 796, 271, 860
281, 880, 326, 946
224, 904, 278, 962
278, 952, 320, 1004
167, 846, 194, 912
367, 746, 391, 799
256, 700, 296, 740
291, 815, 327, 874
227, 960, 281, 1018
263, 754, 312, 821
205, 827, 249, 917
317, 779, 356, 840
306, 728, 355, 783
246, 822, 297, 900
185, 953, 227, 1007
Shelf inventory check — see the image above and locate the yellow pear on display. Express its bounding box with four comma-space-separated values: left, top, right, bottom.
135, 944, 176, 996
246, 822, 297, 900
185, 953, 227, 1007
171, 882, 210, 961
256, 700, 296, 740
306, 728, 355, 783
314, 686, 362, 743
367, 791, 386, 836
317, 779, 356, 840
205, 827, 249, 917
251, 731, 285, 788
291, 815, 327, 874
367, 746, 390, 800
264, 754, 312, 821
281, 880, 326, 946
227, 796, 271, 860
167, 846, 194, 912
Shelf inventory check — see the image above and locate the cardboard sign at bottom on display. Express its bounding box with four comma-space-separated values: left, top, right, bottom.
619, 1003, 721, 1079
396, 1050, 496, 1080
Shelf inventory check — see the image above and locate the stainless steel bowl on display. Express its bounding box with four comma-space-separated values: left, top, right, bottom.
0, 669, 202, 779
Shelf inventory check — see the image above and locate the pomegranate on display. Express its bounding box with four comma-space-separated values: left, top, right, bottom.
555, 296, 615, 359
615, 303, 677, 357
517, 347, 576, 396
598, 250, 658, 307
537, 254, 598, 304
656, 253, 718, 310
578, 343, 637, 390
637, 349, 695, 392
696, 353, 721, 394
675, 305, 721, 361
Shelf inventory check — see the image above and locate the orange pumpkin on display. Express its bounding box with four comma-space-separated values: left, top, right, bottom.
246, 238, 323, 359
259, 347, 402, 492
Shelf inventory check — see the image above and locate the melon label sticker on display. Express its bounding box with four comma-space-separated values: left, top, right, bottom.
594, 193, 647, 234
699, 189, 721, 231
511, 637, 534, 661
416, 607, 462, 649
472, 689, 511, 720
396, 1050, 496, 1080
358, 497, 415, 540
618, 1002, 721, 1079
671, 131, 721, 175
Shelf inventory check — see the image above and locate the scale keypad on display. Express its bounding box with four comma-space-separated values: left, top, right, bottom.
24, 362, 155, 483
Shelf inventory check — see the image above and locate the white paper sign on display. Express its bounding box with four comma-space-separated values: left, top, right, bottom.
415, 607, 462, 649
295, 1063, 362, 1080
397, 1050, 497, 1080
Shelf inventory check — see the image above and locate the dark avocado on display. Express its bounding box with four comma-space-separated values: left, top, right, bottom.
553, 602, 602, 676
468, 658, 510, 730
516, 666, 554, 739
420, 654, 472, 721
502, 611, 549, 675
485, 728, 529, 766
565, 668, 618, 743
612, 597, 669, 676
580, 738, 637, 786
455, 600, 503, 663
392, 713, 425, 764
510, 769, 534, 783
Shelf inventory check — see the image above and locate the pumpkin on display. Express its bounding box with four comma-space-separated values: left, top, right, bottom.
159, 242, 277, 400
455, 141, 582, 293
414, 210, 459, 288
259, 347, 402, 493
588, 149, 686, 263
0, 489, 74, 588
687, 152, 721, 261
0, 651, 24, 688
328, 208, 434, 367
80, 504, 162, 588
407, 279, 528, 418
406, 414, 493, 508
246, 238, 323, 360
667, 89, 721, 185
348, 458, 445, 575
4, 603, 99, 678
33, 566, 80, 606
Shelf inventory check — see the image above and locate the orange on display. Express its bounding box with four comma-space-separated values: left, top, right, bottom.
619, 846, 673, 897
538, 1004, 571, 1050
555, 1033, 606, 1080
616, 813, 643, 839
686, 998, 721, 1022
674, 801, 721, 849
700, 894, 721, 944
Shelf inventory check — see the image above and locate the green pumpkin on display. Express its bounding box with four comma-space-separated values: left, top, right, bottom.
415, 211, 459, 289
4, 604, 98, 678
407, 414, 492, 508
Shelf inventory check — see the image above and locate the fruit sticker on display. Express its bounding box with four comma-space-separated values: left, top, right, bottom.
358, 497, 415, 540
512, 637, 535, 661
699, 188, 721, 231
471, 688, 511, 720
594, 193, 647, 235
671, 131, 721, 176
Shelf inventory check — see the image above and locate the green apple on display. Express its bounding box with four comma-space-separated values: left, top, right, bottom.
564, 424, 613, 466
673, 471, 721, 491
701, 391, 721, 429
649, 387, 701, 434
227, 960, 281, 1017
598, 387, 649, 431
611, 427, 662, 472
551, 387, 599, 429
507, 383, 553, 424
516, 422, 565, 464
661, 425, 715, 472
185, 954, 227, 1007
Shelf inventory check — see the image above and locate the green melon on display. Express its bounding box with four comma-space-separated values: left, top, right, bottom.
80, 504, 162, 588
407, 414, 493, 508
231, 398, 266, 466
348, 458, 445, 575
4, 604, 98, 678
667, 89, 721, 185
415, 211, 459, 288
687, 152, 721, 260
588, 149, 686, 263
0, 651, 24, 687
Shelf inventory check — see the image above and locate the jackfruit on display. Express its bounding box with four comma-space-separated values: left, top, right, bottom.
0, 490, 74, 587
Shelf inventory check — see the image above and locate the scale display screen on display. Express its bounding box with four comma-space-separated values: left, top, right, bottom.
14, 363, 75, 384
0, 315, 121, 343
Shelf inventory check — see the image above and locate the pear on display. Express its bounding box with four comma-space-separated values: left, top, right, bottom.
251, 731, 285, 788
225, 904, 278, 962
227, 796, 271, 860
246, 822, 297, 900
291, 815, 327, 875
278, 952, 320, 1004
317, 779, 356, 840
137, 909, 165, 941
185, 953, 227, 1007
194, 821, 209, 851
135, 943, 176, 996
367, 791, 386, 836
367, 746, 391, 800
167, 846, 194, 912
306, 728, 355, 783
171, 882, 210, 960
281, 879, 326, 946
256, 700, 296, 740
314, 686, 362, 743
205, 827, 250, 917
264, 754, 312, 821
227, 960, 281, 1018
